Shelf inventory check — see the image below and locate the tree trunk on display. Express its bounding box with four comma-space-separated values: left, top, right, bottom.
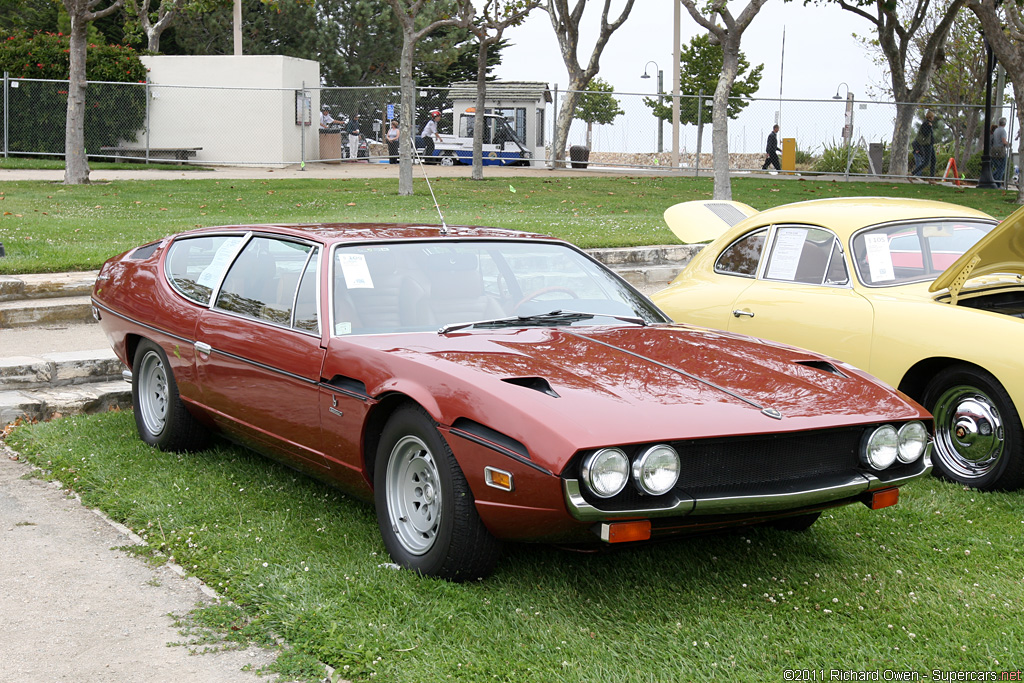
471, 41, 490, 181
64, 11, 90, 185
711, 42, 739, 200
890, 101, 916, 178
551, 84, 582, 168
397, 38, 415, 196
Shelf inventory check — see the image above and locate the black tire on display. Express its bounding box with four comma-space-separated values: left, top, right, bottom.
769, 512, 820, 532
439, 152, 456, 166
374, 404, 501, 581
922, 364, 1024, 491
132, 340, 210, 452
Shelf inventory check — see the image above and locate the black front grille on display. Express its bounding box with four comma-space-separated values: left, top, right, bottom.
571, 427, 865, 510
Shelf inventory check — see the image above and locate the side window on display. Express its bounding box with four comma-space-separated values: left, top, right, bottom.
764, 226, 845, 286
215, 236, 313, 326
293, 249, 320, 333
715, 228, 766, 277
165, 234, 243, 305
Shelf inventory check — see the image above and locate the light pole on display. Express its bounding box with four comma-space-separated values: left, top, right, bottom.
978, 34, 998, 189
641, 61, 664, 153
833, 83, 855, 178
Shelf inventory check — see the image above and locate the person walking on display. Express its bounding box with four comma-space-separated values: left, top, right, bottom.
913, 111, 936, 177
418, 109, 443, 159
762, 125, 781, 172
992, 117, 1009, 185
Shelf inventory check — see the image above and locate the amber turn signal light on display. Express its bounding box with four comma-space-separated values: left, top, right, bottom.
864, 487, 899, 510
600, 520, 652, 543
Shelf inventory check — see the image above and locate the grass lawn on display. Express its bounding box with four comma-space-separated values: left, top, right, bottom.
6, 411, 1022, 682
0, 173, 1021, 274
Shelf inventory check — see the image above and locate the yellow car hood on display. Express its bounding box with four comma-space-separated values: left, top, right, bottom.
663, 200, 760, 243
929, 203, 1024, 302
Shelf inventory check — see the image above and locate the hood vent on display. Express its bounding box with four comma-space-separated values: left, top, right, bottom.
502, 376, 560, 398
796, 360, 846, 376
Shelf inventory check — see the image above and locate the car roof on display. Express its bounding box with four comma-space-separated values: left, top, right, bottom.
744, 197, 994, 239
179, 223, 555, 245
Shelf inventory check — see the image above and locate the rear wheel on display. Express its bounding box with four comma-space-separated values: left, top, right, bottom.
922, 364, 1024, 491
439, 152, 456, 166
374, 404, 500, 580
132, 340, 210, 452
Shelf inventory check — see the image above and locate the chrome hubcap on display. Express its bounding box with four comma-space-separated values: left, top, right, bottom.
933, 385, 1004, 481
385, 435, 442, 555
137, 350, 168, 436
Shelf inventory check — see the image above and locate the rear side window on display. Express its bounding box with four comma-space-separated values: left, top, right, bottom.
715, 228, 766, 277
165, 235, 244, 305
216, 236, 318, 330
852, 219, 995, 286
764, 226, 849, 286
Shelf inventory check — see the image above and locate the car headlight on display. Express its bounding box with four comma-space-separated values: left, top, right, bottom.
897, 421, 929, 463
862, 425, 899, 470
632, 444, 680, 495
581, 448, 629, 498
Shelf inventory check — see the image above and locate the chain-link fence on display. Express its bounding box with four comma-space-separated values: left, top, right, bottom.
2, 74, 1016, 183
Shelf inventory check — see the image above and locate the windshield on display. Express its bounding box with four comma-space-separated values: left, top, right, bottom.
330, 240, 667, 335
851, 218, 996, 287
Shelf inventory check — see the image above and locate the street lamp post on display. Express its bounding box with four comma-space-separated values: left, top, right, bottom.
834, 83, 855, 179
641, 61, 664, 153
978, 35, 998, 189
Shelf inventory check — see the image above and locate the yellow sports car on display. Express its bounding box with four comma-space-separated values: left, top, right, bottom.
652, 197, 1024, 491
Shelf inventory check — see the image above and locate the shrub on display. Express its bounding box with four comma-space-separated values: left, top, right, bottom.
813, 139, 868, 174
0, 31, 148, 156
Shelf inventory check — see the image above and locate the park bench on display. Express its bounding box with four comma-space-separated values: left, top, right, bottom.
98, 147, 202, 164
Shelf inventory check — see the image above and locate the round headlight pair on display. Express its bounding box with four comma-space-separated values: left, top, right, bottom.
862, 421, 929, 470
581, 445, 681, 498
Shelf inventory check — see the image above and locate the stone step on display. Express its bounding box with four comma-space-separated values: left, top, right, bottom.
0, 379, 132, 428
0, 349, 124, 391
0, 295, 96, 328
0, 271, 98, 302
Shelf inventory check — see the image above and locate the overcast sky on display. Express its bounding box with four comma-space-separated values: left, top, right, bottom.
493, 0, 888, 103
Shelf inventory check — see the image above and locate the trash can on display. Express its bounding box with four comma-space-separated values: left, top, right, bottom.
570, 145, 590, 169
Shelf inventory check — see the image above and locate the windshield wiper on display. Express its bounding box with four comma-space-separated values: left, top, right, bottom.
438, 310, 647, 335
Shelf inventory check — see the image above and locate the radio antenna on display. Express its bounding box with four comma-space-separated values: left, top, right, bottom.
411, 140, 449, 235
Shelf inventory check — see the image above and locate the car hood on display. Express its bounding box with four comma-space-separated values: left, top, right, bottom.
929, 203, 1024, 302
366, 325, 924, 450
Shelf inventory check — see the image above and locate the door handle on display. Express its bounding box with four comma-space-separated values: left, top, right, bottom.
195, 341, 212, 355
732, 309, 755, 318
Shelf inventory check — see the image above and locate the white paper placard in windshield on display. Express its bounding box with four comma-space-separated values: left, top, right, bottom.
766, 227, 807, 281
864, 233, 895, 282
338, 253, 374, 289
196, 236, 243, 289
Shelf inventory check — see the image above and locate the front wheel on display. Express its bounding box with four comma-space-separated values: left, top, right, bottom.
374, 404, 500, 581
922, 364, 1024, 491
132, 340, 210, 452
439, 152, 456, 166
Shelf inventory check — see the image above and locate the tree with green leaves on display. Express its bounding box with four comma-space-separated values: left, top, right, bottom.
680, 0, 769, 200
644, 34, 762, 154
463, 0, 541, 180
64, 0, 125, 184
385, 0, 472, 195
574, 77, 623, 149
968, 0, 1024, 202
544, 0, 636, 168
809, 0, 966, 176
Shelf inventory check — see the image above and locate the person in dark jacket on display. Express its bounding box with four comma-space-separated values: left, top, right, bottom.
762, 125, 781, 171
912, 111, 936, 177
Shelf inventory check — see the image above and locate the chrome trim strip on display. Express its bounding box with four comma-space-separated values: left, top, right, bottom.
90, 300, 194, 348
564, 330, 783, 420
563, 479, 695, 522
689, 475, 869, 515
564, 474, 873, 521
